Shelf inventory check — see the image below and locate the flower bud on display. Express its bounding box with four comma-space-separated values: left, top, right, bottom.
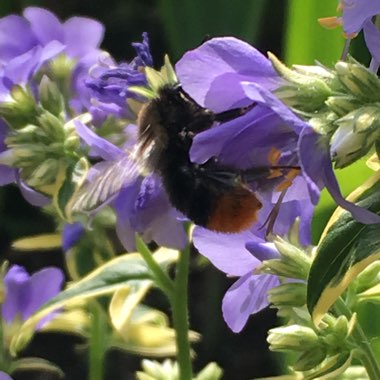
269, 53, 332, 112
268, 325, 320, 352
38, 112, 65, 141
263, 238, 311, 280
39, 75, 64, 116
355, 261, 380, 293
195, 363, 223, 380
325, 95, 361, 117
331, 106, 380, 168
0, 86, 38, 128
136, 359, 179, 380
268, 282, 307, 307
335, 61, 380, 102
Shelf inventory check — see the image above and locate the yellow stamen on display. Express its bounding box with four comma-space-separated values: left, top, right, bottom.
268, 147, 282, 166
275, 168, 301, 192
318, 16, 342, 29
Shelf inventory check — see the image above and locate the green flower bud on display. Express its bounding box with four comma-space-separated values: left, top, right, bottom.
293, 346, 327, 371
331, 106, 380, 168
325, 95, 362, 117
39, 75, 64, 116
268, 325, 320, 352
64, 135, 81, 152
269, 53, 332, 112
195, 363, 223, 380
0, 86, 38, 128
262, 238, 311, 280
268, 282, 307, 307
335, 61, 380, 102
38, 111, 66, 142
49, 54, 76, 82
355, 261, 380, 293
136, 359, 179, 380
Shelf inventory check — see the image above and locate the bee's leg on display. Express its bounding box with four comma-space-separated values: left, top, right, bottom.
259, 187, 288, 237
214, 102, 256, 123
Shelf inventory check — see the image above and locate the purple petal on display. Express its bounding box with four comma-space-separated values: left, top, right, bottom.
63, 17, 104, 57
245, 241, 279, 261
23, 7, 63, 46
23, 267, 64, 320
62, 222, 85, 252
300, 129, 380, 224
222, 272, 279, 332
0, 371, 13, 380
364, 19, 380, 63
176, 37, 278, 111
0, 15, 37, 62
3, 265, 30, 323
17, 176, 50, 207
241, 81, 306, 134
0, 165, 16, 185
74, 121, 125, 160
341, 0, 380, 34
192, 227, 259, 276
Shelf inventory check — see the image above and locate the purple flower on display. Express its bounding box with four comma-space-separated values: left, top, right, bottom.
0, 7, 105, 105
177, 37, 380, 228
193, 227, 279, 332
74, 121, 187, 251
339, 0, 380, 35
2, 265, 64, 325
86, 32, 153, 119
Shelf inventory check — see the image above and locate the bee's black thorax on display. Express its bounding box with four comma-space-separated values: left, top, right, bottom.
137, 84, 256, 229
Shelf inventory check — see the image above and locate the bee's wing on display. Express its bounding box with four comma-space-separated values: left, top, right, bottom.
71, 155, 143, 212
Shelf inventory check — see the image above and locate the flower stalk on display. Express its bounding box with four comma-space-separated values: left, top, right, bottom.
334, 298, 380, 380
172, 244, 193, 380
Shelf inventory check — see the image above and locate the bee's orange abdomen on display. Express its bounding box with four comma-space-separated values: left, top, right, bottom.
206, 187, 262, 233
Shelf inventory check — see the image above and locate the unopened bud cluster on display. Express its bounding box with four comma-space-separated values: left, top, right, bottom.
271, 55, 380, 169
261, 237, 356, 376
136, 360, 222, 380
0, 77, 82, 191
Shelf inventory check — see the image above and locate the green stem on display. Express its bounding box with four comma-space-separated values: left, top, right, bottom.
0, 315, 5, 370
172, 245, 193, 380
335, 298, 380, 380
88, 302, 107, 380
136, 235, 175, 298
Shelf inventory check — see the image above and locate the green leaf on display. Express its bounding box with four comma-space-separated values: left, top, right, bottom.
158, 0, 267, 58
304, 353, 352, 380
12, 234, 62, 251
10, 357, 65, 378
52, 157, 88, 221
307, 174, 380, 325
285, 1, 344, 66
10, 247, 179, 355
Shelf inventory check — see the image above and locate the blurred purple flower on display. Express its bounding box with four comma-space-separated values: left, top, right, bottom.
75, 121, 187, 251
86, 32, 153, 120
0, 7, 104, 100
2, 265, 64, 325
193, 227, 279, 332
